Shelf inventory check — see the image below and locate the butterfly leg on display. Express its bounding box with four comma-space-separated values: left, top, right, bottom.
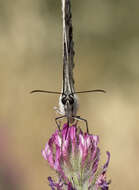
55, 115, 66, 131
65, 119, 70, 139
73, 116, 89, 133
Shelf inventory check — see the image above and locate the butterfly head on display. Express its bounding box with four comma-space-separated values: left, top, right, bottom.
59, 92, 78, 122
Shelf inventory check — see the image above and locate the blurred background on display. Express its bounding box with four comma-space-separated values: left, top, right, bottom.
0, 0, 139, 189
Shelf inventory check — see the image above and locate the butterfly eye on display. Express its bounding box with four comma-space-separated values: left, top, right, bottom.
69, 95, 74, 104
61, 96, 67, 105
69, 97, 74, 104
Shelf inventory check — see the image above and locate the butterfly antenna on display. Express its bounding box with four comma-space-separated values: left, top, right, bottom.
75, 89, 106, 94
30, 90, 61, 94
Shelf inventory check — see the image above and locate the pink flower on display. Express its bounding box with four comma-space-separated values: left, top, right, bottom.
42, 123, 110, 190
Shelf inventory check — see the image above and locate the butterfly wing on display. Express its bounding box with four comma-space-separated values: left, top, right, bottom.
62, 0, 75, 95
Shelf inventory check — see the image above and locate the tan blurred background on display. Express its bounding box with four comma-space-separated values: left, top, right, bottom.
0, 0, 139, 189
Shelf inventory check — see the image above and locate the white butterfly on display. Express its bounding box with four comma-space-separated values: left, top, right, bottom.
30, 0, 105, 132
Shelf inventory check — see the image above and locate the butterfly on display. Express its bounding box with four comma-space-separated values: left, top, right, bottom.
30, 0, 105, 133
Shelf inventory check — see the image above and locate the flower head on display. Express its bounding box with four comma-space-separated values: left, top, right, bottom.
42, 123, 110, 190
